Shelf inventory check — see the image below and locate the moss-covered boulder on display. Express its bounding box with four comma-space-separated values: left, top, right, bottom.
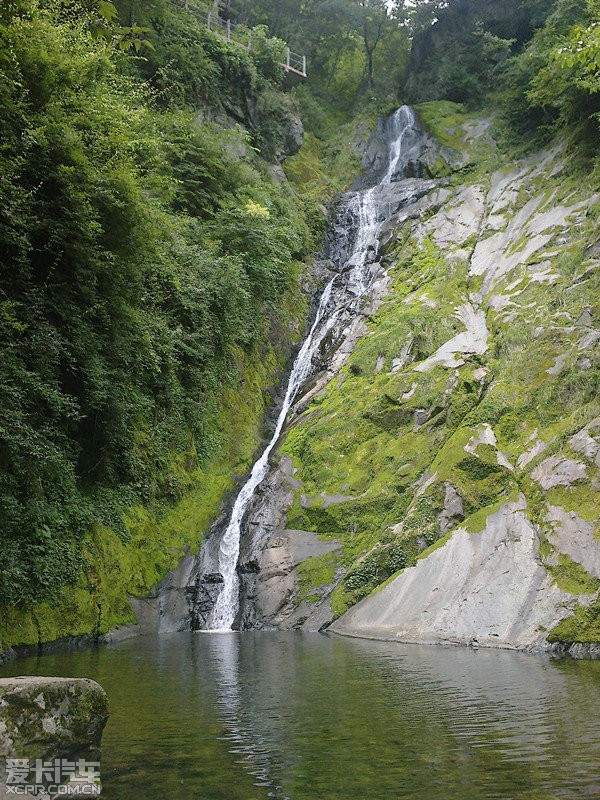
0, 677, 108, 796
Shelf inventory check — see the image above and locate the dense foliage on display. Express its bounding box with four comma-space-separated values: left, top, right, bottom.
501, 0, 600, 145
0, 0, 309, 609
228, 0, 411, 112
403, 0, 600, 152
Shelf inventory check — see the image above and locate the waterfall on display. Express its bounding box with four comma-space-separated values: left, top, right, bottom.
205, 106, 418, 631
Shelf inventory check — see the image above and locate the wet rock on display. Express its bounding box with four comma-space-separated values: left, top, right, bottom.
565, 643, 600, 660
236, 454, 342, 630
353, 111, 437, 190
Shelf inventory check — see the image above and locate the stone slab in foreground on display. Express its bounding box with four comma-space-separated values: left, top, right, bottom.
0, 677, 108, 798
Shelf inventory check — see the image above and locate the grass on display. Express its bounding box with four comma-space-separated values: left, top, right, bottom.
548, 598, 600, 644
295, 552, 339, 606
545, 554, 600, 596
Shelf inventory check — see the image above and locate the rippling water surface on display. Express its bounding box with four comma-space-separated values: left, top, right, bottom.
2, 632, 600, 799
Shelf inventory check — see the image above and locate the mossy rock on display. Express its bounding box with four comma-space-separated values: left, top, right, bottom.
0, 677, 108, 792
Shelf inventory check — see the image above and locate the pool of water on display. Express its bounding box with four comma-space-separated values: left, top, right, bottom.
2, 632, 600, 799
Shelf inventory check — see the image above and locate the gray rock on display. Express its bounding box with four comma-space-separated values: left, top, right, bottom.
517, 437, 550, 471
236, 455, 342, 630
0, 677, 108, 797
569, 423, 600, 464
566, 643, 600, 660
331, 497, 579, 650
531, 456, 587, 490
414, 303, 489, 372
577, 308, 594, 327
413, 409, 429, 430
545, 505, 600, 578
577, 356, 593, 370
391, 334, 414, 373
249, 529, 340, 624
438, 483, 464, 535
546, 352, 569, 376
274, 112, 304, 163
429, 184, 486, 254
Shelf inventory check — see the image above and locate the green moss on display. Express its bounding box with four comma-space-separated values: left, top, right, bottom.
548, 598, 600, 644
414, 101, 499, 174
289, 178, 598, 615
330, 584, 351, 620
462, 492, 519, 533
546, 484, 600, 528
70, 685, 109, 739
284, 114, 365, 243
295, 552, 339, 605
399, 487, 446, 544
284, 129, 361, 203
546, 554, 600, 596
415, 101, 470, 150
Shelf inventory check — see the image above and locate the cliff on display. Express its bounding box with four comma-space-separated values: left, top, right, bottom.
234, 101, 600, 653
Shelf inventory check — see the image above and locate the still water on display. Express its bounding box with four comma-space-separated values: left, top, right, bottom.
2, 632, 600, 799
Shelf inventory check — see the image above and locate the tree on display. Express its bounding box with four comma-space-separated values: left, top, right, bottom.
358, 0, 389, 88
500, 0, 600, 139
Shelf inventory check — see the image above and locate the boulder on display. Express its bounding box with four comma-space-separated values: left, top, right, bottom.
0, 677, 108, 798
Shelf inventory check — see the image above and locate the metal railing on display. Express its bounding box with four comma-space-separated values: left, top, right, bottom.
284, 48, 307, 77
178, 0, 307, 77
207, 11, 250, 49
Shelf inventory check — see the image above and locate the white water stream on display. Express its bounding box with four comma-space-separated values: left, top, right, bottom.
206, 106, 417, 630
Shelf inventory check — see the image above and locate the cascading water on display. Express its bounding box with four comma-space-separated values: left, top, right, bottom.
205, 105, 418, 631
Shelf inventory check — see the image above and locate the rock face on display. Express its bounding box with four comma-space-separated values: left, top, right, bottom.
184, 108, 447, 631
274, 112, 304, 163
109, 103, 599, 654
224, 101, 600, 653
331, 497, 581, 649
0, 677, 108, 797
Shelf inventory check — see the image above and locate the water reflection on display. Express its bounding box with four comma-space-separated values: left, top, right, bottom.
1, 632, 599, 799
196, 633, 286, 798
